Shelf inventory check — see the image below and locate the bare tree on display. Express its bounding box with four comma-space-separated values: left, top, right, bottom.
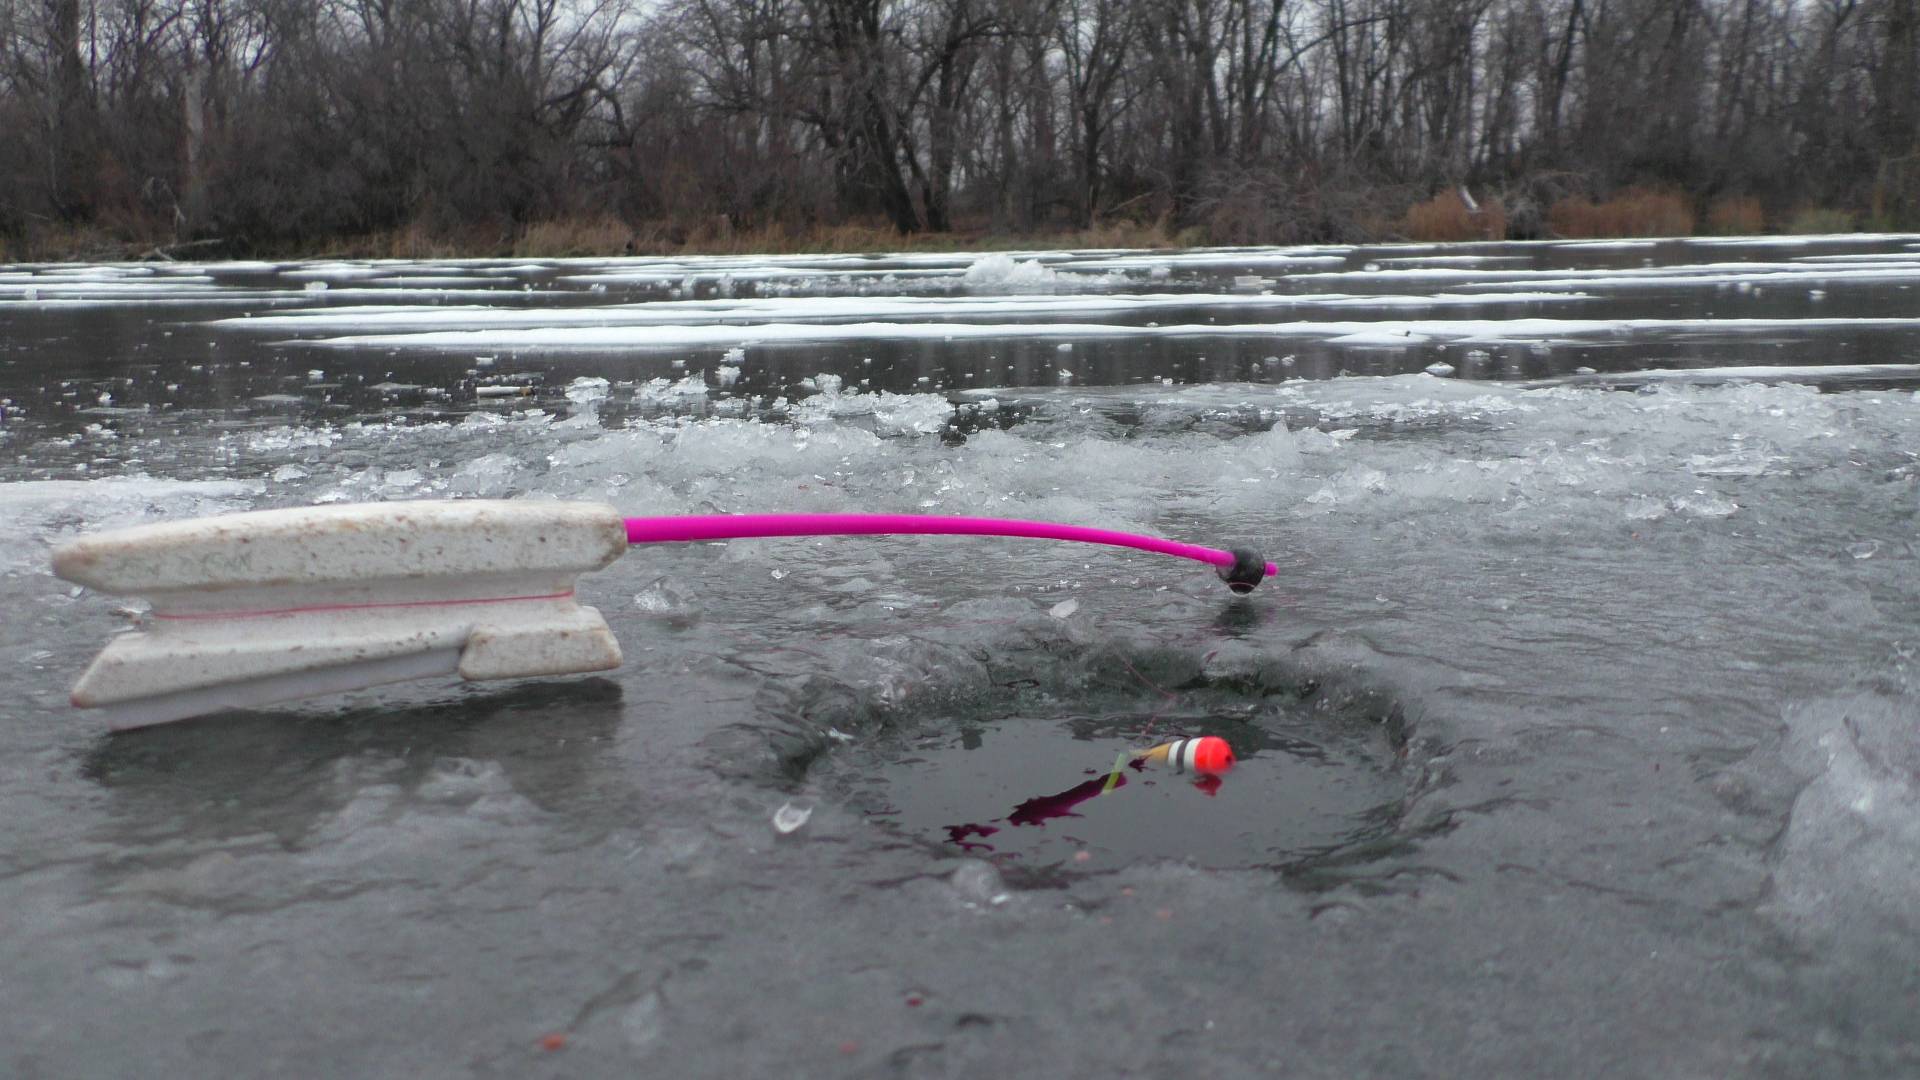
1056, 0, 1136, 226
9, 0, 1920, 249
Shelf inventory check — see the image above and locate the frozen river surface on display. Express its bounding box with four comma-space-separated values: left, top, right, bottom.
3, 237, 1919, 1076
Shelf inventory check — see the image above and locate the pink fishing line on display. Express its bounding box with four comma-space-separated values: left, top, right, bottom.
622, 514, 1278, 578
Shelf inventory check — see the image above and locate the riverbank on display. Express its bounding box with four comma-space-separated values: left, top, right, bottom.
0, 217, 1197, 264
0, 194, 1876, 264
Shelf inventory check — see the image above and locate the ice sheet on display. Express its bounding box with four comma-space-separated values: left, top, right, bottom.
1534, 363, 1920, 387
287, 314, 1920, 351
8, 243, 1920, 1078
216, 290, 1595, 334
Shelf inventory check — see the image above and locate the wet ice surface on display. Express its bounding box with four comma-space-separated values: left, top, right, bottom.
4, 239, 1920, 1076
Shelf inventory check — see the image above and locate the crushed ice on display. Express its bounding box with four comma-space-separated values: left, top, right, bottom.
772, 801, 814, 834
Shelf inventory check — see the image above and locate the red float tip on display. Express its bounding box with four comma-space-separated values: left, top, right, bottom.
1190, 736, 1235, 775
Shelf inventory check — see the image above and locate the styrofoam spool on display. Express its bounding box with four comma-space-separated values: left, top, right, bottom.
52, 500, 627, 729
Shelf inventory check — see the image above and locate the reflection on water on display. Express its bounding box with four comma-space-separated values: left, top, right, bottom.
81, 679, 625, 849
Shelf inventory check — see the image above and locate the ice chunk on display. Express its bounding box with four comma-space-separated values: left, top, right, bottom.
870, 394, 952, 435
1328, 329, 1427, 348
1049, 598, 1079, 619
772, 801, 813, 834
950, 860, 1010, 905
1424, 362, 1456, 377
1239, 423, 1303, 472
1623, 498, 1668, 522
1688, 450, 1774, 477
1769, 680, 1920, 954
1673, 492, 1739, 519
962, 253, 1062, 291
634, 373, 709, 405
633, 577, 695, 615
619, 992, 665, 1048
449, 452, 523, 492
565, 376, 610, 408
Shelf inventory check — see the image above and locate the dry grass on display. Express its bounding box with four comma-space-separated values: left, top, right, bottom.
13, 196, 1889, 262
1871, 154, 1920, 230
631, 216, 1194, 256
678, 220, 903, 255
1782, 206, 1858, 234
1704, 195, 1765, 235
1, 220, 180, 261
152, 215, 1196, 261
515, 216, 636, 257
287, 214, 1200, 260
313, 222, 498, 260
1547, 188, 1696, 238
1402, 189, 1508, 241
372, 221, 478, 259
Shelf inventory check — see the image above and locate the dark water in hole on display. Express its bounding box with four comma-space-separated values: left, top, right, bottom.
4, 238, 1920, 1077
809, 667, 1406, 873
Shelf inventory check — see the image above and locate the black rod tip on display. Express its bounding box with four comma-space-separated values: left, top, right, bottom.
1217, 548, 1267, 593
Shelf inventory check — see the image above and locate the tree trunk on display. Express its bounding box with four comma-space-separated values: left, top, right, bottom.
858, 91, 923, 232
45, 0, 96, 218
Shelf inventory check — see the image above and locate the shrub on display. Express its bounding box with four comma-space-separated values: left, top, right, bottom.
1547, 188, 1695, 237
1403, 189, 1508, 241
1197, 166, 1404, 246
1704, 195, 1765, 235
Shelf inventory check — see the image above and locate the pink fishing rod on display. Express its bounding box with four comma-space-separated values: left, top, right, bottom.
623, 513, 1276, 592
51, 500, 1276, 729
